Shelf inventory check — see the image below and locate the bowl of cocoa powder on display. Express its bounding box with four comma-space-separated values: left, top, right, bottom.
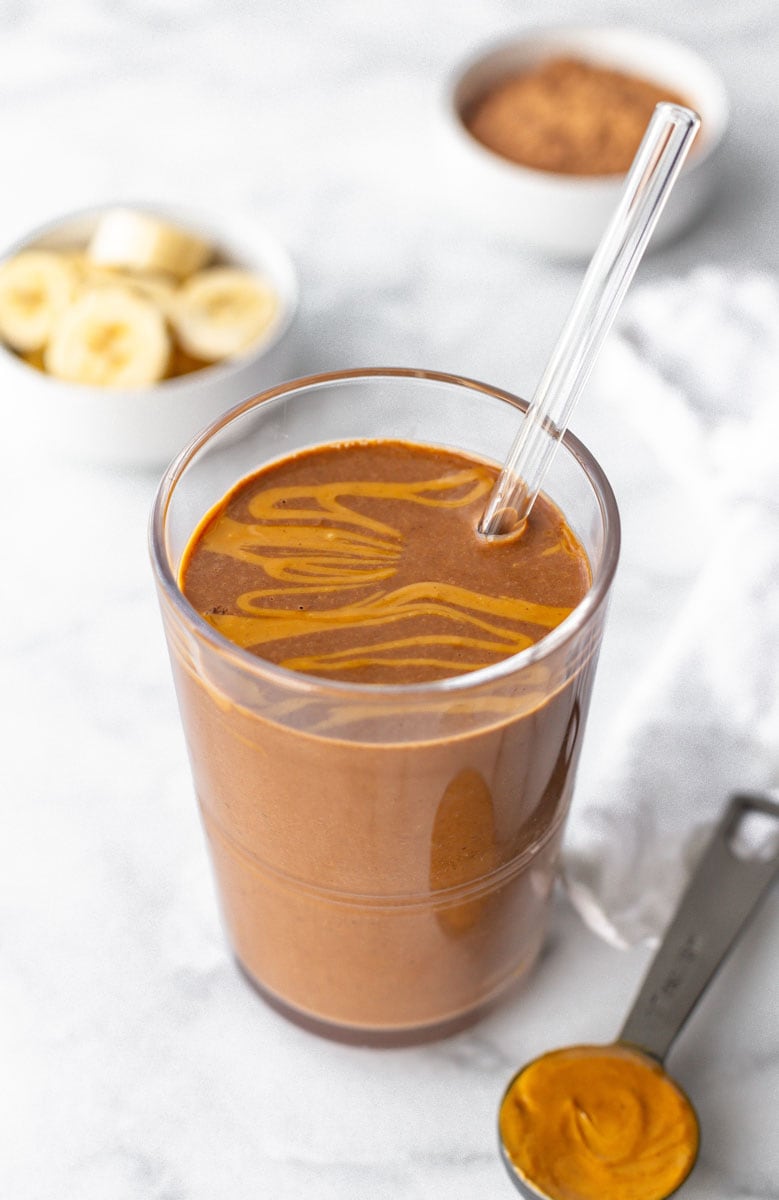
443, 27, 728, 257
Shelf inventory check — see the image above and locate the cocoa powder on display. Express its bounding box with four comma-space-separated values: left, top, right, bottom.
464, 56, 691, 176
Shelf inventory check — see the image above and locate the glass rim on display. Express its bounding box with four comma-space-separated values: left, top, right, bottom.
149, 366, 621, 700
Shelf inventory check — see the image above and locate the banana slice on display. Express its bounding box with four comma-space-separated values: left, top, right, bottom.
0, 250, 78, 352
171, 267, 278, 361
123, 271, 177, 315
45, 285, 171, 388
87, 210, 212, 280
65, 251, 177, 314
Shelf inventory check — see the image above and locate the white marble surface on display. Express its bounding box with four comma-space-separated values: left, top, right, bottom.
1, 2, 778, 1198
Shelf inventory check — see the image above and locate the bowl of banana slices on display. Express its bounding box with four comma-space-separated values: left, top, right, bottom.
0, 203, 299, 467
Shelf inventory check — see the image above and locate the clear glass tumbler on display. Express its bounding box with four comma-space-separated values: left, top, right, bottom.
150, 369, 619, 1043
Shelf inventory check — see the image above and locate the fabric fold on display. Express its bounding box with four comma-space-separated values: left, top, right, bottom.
563, 268, 779, 947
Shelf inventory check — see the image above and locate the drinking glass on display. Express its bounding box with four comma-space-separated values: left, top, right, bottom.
150, 368, 619, 1043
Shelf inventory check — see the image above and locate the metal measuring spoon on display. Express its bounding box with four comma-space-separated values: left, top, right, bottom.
498, 792, 779, 1200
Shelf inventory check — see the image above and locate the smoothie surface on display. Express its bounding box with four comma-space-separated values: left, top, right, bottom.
180, 439, 590, 684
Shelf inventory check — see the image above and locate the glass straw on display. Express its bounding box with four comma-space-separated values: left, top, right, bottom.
479, 102, 701, 539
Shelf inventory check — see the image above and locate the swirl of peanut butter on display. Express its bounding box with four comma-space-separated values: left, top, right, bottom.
499, 1044, 699, 1200
181, 442, 590, 684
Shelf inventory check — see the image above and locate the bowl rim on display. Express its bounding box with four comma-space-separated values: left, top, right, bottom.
445, 23, 730, 186
0, 199, 299, 396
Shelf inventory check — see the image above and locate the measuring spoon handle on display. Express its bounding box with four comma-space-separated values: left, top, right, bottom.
619, 792, 779, 1062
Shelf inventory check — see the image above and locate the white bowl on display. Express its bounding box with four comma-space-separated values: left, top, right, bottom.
443, 26, 729, 258
0, 203, 299, 468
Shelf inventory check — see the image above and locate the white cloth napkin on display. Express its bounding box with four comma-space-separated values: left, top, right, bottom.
563, 267, 779, 948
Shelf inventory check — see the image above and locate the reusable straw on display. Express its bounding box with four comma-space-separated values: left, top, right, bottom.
479, 102, 700, 539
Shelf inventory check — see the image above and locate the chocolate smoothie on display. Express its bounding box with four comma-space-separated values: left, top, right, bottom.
181, 440, 589, 683
169, 439, 595, 1036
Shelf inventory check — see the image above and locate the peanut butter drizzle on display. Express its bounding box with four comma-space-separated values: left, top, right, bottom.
181, 442, 590, 683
